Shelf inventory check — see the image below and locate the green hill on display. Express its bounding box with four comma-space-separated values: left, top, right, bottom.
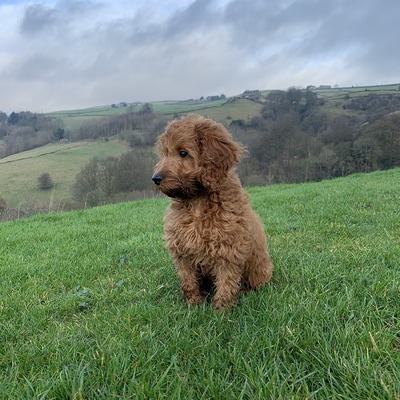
0, 98, 264, 209
1, 169, 399, 398
48, 98, 263, 130
0, 139, 132, 208
2, 82, 399, 211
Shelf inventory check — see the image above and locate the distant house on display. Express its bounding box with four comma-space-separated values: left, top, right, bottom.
241, 90, 261, 100
206, 95, 221, 101
306, 85, 317, 90
111, 102, 128, 108
318, 85, 332, 90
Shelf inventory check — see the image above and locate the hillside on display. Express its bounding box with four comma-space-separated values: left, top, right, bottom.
49, 83, 400, 128
1, 83, 399, 213
0, 98, 263, 211
0, 169, 399, 398
48, 98, 262, 130
0, 140, 132, 209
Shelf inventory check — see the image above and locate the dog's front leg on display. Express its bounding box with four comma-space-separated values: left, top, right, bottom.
213, 265, 241, 310
174, 258, 204, 305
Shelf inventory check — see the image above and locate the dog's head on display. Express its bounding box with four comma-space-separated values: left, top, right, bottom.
152, 115, 243, 198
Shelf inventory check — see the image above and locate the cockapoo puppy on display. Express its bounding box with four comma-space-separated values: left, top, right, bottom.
152, 115, 273, 309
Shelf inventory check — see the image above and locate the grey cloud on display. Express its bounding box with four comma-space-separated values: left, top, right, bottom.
123, 0, 222, 48
166, 0, 219, 37
20, 0, 104, 36
14, 53, 65, 80
2, 0, 399, 114
20, 4, 61, 35
224, 0, 344, 56
56, 0, 103, 15
221, 0, 400, 80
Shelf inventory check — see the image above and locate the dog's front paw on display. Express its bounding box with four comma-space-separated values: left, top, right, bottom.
213, 296, 237, 310
186, 293, 205, 306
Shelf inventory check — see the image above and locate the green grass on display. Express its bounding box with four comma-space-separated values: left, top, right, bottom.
48, 106, 132, 131
49, 99, 229, 119
1, 169, 399, 398
48, 98, 263, 131
0, 140, 132, 208
191, 99, 263, 126
151, 99, 227, 115
151, 98, 263, 126
48, 100, 228, 130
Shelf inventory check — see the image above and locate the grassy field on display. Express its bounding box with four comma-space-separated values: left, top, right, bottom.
314, 83, 400, 100
0, 140, 132, 208
48, 99, 228, 119
48, 99, 226, 130
0, 169, 399, 398
192, 99, 263, 126
46, 83, 400, 131
48, 98, 262, 131
261, 83, 400, 102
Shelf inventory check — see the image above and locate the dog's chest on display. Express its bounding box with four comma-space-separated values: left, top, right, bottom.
165, 201, 246, 258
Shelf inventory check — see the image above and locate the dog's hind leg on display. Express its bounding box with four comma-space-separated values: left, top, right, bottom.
243, 252, 273, 292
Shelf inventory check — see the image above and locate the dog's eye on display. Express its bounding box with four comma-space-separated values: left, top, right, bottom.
179, 150, 188, 158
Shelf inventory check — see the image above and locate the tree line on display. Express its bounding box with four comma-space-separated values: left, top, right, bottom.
0, 111, 64, 157
232, 89, 400, 185
0, 104, 167, 158
70, 89, 400, 208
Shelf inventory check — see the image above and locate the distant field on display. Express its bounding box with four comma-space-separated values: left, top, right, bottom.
151, 99, 227, 115
48, 106, 133, 131
48, 99, 263, 130
49, 100, 225, 129
189, 99, 264, 126
47, 83, 400, 131
49, 99, 228, 118
310, 83, 400, 100
0, 140, 132, 208
260, 83, 400, 103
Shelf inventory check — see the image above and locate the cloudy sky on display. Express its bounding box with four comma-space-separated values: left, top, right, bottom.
0, 0, 399, 114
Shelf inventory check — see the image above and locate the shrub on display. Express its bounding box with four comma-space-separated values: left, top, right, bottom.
38, 172, 54, 190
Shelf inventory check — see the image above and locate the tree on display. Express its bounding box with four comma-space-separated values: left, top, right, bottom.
38, 172, 54, 190
0, 111, 7, 124
113, 150, 156, 192
138, 103, 153, 115
54, 127, 65, 140
352, 134, 380, 173
73, 157, 105, 206
7, 112, 19, 125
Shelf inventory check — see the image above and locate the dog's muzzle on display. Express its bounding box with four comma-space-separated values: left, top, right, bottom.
152, 173, 163, 186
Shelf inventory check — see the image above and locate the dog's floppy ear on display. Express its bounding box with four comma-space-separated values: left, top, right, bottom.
194, 118, 243, 190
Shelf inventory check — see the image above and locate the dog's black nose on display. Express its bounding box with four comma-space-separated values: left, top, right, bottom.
152, 174, 163, 186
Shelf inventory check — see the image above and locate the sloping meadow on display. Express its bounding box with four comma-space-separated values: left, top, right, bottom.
0, 169, 399, 398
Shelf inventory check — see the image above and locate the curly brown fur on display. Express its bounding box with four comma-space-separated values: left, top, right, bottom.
152, 115, 273, 309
